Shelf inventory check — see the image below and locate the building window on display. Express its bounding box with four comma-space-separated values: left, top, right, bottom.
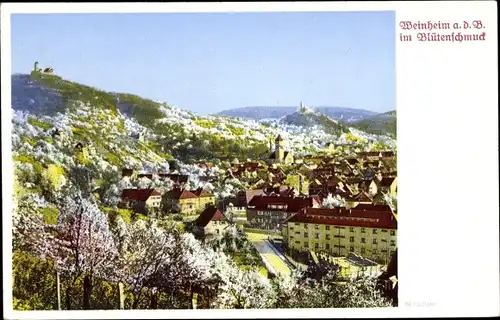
295, 223, 300, 226
304, 242, 309, 248
373, 249, 377, 254
295, 241, 300, 244
295, 231, 300, 235
361, 238, 366, 243
326, 235, 331, 240
326, 243, 330, 250
304, 224, 308, 228
373, 239, 377, 244
315, 233, 319, 239
216, 229, 219, 234
361, 248, 365, 254
390, 240, 396, 246
315, 243, 319, 249
304, 232, 308, 238
390, 230, 396, 236
381, 249, 387, 253
350, 246, 354, 252
314, 225, 319, 230
350, 227, 354, 232
361, 228, 366, 233
350, 237, 354, 243
326, 225, 330, 230
372, 229, 378, 235
382, 229, 388, 233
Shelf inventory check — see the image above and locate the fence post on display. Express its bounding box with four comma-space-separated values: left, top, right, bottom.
118, 282, 125, 309
56, 270, 61, 310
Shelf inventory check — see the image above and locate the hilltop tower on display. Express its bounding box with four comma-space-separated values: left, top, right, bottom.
275, 135, 285, 163
33, 61, 39, 73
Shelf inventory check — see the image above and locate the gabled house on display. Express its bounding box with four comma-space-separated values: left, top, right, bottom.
192, 187, 216, 210
120, 189, 162, 214
121, 168, 135, 179
284, 173, 308, 195
308, 179, 324, 196
378, 177, 398, 198
358, 179, 378, 197
346, 191, 374, 209
194, 205, 230, 240
164, 187, 199, 215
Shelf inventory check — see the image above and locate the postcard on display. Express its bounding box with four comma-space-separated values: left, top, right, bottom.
1, 2, 498, 319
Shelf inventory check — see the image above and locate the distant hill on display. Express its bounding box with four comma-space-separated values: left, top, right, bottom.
215, 106, 378, 123
278, 105, 350, 136
350, 110, 397, 138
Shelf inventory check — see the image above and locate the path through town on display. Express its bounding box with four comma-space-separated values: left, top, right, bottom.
246, 232, 291, 277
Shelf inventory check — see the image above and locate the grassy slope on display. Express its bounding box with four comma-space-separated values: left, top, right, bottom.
29, 72, 272, 163
351, 110, 397, 137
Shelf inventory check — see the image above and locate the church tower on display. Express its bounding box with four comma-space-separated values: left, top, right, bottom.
274, 135, 285, 163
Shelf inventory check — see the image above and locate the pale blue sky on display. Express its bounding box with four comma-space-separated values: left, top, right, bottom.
11, 12, 395, 115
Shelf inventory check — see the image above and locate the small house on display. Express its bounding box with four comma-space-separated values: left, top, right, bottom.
194, 205, 230, 240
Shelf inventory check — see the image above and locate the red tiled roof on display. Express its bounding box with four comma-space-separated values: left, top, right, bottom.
247, 195, 316, 213
195, 205, 228, 227
286, 207, 397, 229
137, 173, 153, 179
165, 188, 198, 200
243, 162, 260, 169
346, 191, 373, 202
380, 177, 396, 187
121, 189, 161, 201
192, 187, 214, 198
358, 151, 380, 157
198, 162, 215, 169
353, 203, 393, 212
237, 189, 266, 205
122, 168, 134, 177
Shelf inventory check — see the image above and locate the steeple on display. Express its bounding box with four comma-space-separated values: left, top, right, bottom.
274, 134, 285, 163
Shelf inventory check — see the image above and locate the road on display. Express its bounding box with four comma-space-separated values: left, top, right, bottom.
248, 233, 291, 277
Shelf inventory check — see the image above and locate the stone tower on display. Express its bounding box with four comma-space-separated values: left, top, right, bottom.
274, 135, 285, 163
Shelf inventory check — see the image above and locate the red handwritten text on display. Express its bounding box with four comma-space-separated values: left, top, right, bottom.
400, 20, 451, 31
417, 32, 486, 42
399, 20, 487, 42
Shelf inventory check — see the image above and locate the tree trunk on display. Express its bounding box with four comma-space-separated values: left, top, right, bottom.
132, 293, 140, 309
118, 282, 125, 310
65, 286, 71, 310
150, 290, 158, 309
82, 274, 92, 309
56, 271, 61, 310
